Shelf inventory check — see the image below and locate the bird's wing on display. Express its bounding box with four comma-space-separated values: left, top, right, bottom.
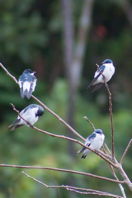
94, 65, 105, 78
8, 118, 23, 131
30, 78, 37, 92
88, 65, 105, 87
87, 132, 96, 143
18, 74, 28, 98
18, 80, 25, 98
78, 133, 96, 154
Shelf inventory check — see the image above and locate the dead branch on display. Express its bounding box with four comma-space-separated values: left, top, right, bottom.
0, 62, 132, 192
83, 116, 96, 130
0, 163, 125, 184
103, 77, 115, 160
120, 139, 132, 164
11, 103, 117, 168
22, 171, 123, 198
0, 62, 85, 141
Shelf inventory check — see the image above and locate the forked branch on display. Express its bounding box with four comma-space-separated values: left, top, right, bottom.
22, 171, 123, 198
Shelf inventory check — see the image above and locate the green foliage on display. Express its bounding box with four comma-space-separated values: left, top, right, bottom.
0, 0, 47, 64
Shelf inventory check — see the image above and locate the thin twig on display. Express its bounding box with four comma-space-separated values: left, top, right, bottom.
0, 63, 85, 141
118, 164, 132, 190
31, 95, 85, 141
22, 171, 123, 198
0, 63, 18, 84
0, 163, 125, 184
120, 139, 132, 164
104, 145, 126, 198
11, 103, 117, 168
1, 62, 132, 191
0, 63, 116, 166
67, 188, 122, 197
110, 166, 126, 198
83, 116, 96, 130
105, 144, 132, 191
104, 78, 115, 160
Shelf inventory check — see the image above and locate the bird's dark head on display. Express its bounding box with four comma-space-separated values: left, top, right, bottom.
102, 59, 113, 64
36, 106, 44, 117
23, 69, 33, 74
23, 69, 36, 76
95, 129, 103, 135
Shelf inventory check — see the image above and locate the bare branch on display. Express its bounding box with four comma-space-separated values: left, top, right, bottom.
83, 116, 96, 130
0, 163, 125, 184
105, 144, 132, 192
22, 171, 123, 198
120, 139, 132, 164
67, 188, 123, 197
118, 164, 132, 191
32, 95, 85, 141
0, 63, 117, 166
0, 62, 85, 141
11, 103, 117, 168
0, 63, 18, 84
104, 145, 127, 197
104, 79, 115, 160
1, 62, 132, 192
110, 166, 126, 198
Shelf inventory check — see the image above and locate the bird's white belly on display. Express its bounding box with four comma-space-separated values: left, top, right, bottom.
95, 64, 115, 84
19, 108, 38, 126
90, 134, 105, 150
23, 82, 31, 91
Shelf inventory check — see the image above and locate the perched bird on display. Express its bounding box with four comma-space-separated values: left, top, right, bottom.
88, 59, 115, 91
18, 69, 37, 99
78, 129, 105, 159
8, 104, 44, 131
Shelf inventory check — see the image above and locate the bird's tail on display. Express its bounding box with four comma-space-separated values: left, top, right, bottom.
20, 88, 32, 99
77, 147, 90, 159
77, 147, 86, 154
20, 87, 24, 98
88, 83, 103, 93
8, 120, 22, 131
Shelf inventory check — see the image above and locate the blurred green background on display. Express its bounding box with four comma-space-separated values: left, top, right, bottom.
0, 0, 132, 197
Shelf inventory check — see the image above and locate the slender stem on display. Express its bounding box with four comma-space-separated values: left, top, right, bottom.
11, 104, 118, 168
32, 95, 85, 141
0, 163, 125, 184
105, 144, 132, 192
0, 63, 18, 84
67, 188, 123, 197
120, 139, 132, 164
0, 63, 118, 167
1, 62, 132, 192
104, 81, 115, 160
0, 62, 85, 141
118, 164, 132, 191
22, 171, 123, 198
110, 166, 126, 198
83, 116, 96, 130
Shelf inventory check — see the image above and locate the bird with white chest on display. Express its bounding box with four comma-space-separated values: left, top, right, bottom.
78, 129, 105, 159
88, 59, 115, 91
18, 69, 37, 99
8, 104, 44, 131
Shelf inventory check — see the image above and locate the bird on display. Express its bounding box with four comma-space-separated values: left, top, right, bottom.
88, 59, 115, 91
8, 104, 44, 131
78, 129, 105, 159
18, 69, 37, 99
